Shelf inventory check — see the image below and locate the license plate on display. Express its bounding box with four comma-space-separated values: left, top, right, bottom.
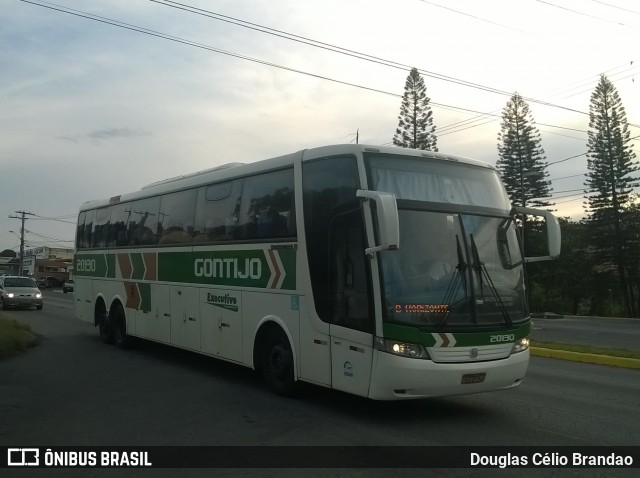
461, 373, 486, 384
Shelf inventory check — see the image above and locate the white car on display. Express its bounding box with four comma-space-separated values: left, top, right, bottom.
0, 276, 43, 310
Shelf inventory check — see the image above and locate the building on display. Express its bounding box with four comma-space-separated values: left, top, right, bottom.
21, 247, 74, 283
0, 255, 19, 276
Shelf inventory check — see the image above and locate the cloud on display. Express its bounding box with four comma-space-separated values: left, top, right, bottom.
56, 128, 153, 143
88, 127, 152, 140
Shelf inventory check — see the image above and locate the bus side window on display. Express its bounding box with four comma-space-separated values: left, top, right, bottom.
92, 207, 112, 248
76, 211, 87, 249
130, 197, 160, 246
193, 180, 241, 242
158, 189, 197, 244
82, 210, 94, 249
237, 169, 295, 241
108, 202, 131, 247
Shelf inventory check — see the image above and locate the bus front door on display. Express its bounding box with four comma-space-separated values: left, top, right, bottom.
328, 209, 374, 397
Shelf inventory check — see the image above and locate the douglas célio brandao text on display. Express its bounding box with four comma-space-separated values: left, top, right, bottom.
470, 452, 634, 468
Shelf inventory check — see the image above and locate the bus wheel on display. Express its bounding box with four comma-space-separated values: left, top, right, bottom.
97, 305, 114, 344
112, 304, 131, 349
261, 328, 295, 396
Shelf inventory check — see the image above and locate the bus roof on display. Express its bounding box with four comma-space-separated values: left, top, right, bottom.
78, 144, 494, 212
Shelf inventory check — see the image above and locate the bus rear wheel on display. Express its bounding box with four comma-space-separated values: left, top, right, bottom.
261, 328, 296, 396
97, 305, 113, 344
112, 304, 131, 349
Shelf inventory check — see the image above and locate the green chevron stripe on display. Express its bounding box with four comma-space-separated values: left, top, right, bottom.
131, 253, 146, 280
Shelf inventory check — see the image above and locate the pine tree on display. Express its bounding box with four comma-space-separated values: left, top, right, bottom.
393, 68, 437, 151
584, 74, 638, 316
496, 93, 552, 210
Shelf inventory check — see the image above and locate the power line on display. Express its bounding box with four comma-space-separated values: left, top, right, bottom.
20, 0, 584, 133
20, 1, 404, 98
147, 0, 603, 118
554, 195, 589, 205
29, 213, 78, 225
548, 152, 588, 166
540, 129, 587, 141
541, 61, 637, 99
556, 69, 640, 102
551, 173, 587, 181
535, 0, 638, 28
417, 0, 531, 34
439, 117, 499, 137
590, 0, 640, 16
149, 0, 516, 98
549, 187, 586, 195
25, 229, 74, 243
438, 60, 639, 136
22, 0, 640, 141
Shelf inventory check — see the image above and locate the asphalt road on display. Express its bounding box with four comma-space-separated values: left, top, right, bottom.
1, 291, 638, 477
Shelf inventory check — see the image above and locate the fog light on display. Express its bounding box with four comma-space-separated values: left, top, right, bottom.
375, 337, 429, 359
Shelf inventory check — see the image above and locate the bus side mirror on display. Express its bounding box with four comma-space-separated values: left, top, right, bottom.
356, 190, 400, 255
514, 206, 561, 262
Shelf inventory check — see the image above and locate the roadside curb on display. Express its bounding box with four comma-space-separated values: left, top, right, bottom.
531, 347, 640, 370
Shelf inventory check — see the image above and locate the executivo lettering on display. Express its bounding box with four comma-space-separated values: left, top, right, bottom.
205, 292, 239, 312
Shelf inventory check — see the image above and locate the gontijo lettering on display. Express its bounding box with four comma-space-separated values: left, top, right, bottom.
194, 257, 261, 280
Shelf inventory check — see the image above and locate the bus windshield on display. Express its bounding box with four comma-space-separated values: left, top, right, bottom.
379, 210, 526, 328
367, 154, 526, 329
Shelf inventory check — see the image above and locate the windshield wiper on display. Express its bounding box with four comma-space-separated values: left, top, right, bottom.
470, 234, 513, 327
437, 235, 469, 325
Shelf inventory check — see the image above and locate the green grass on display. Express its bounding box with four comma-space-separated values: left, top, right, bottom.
0, 317, 39, 359
532, 340, 640, 360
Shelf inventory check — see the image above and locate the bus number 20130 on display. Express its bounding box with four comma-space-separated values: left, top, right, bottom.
490, 334, 515, 343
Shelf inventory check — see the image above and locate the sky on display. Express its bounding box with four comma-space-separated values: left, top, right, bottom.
1, 0, 639, 254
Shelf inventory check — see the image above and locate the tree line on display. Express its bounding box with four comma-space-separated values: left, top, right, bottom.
392, 68, 638, 317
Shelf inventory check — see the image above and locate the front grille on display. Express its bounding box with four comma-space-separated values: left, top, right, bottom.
428, 344, 512, 363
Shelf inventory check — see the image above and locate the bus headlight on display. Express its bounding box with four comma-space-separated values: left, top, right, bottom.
375, 337, 430, 359
511, 337, 530, 354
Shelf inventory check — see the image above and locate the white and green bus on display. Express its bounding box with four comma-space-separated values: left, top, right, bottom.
74, 144, 560, 400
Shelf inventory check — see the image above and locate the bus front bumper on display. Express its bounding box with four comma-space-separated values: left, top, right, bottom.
368, 349, 529, 400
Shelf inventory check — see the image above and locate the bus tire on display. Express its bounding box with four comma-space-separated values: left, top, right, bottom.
261, 327, 296, 396
112, 303, 131, 349
97, 302, 113, 344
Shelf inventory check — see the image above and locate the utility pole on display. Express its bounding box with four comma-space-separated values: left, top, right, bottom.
8, 211, 33, 276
